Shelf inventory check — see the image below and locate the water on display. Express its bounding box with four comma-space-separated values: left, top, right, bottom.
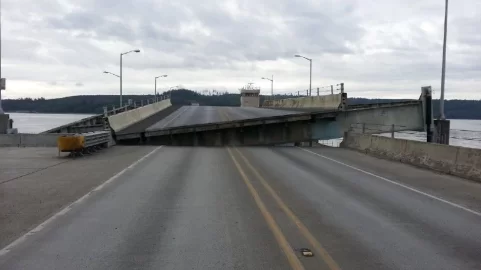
384, 119, 481, 149
320, 119, 481, 149
7, 113, 481, 149
8, 113, 95, 133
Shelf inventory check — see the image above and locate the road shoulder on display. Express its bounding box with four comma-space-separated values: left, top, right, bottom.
299, 146, 481, 213
0, 145, 157, 249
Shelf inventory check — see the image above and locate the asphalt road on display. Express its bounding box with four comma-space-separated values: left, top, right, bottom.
2, 146, 481, 269
146, 106, 300, 131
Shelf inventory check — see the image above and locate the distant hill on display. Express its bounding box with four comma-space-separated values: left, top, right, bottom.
3, 89, 481, 119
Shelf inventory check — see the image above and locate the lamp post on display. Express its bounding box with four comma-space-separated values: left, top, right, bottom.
103, 71, 120, 78
120, 49, 140, 107
155, 75, 168, 97
261, 75, 274, 95
294, 54, 312, 96
440, 0, 448, 120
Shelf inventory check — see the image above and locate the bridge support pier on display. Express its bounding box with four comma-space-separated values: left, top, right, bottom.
258, 125, 265, 144
192, 131, 199, 146
434, 119, 450, 145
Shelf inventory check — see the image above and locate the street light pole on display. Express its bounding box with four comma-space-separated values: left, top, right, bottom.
294, 55, 312, 96
120, 54, 122, 107
440, 0, 448, 120
155, 75, 168, 97
271, 75, 274, 96
103, 71, 120, 78
309, 60, 312, 97
119, 49, 140, 107
261, 75, 274, 95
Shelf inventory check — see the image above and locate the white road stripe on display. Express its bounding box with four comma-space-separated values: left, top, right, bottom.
0, 146, 163, 257
297, 147, 481, 218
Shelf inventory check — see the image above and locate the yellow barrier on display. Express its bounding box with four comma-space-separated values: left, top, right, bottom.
57, 135, 84, 152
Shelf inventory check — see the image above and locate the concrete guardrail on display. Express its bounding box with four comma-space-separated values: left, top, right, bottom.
341, 133, 481, 182
0, 133, 71, 147
108, 99, 172, 133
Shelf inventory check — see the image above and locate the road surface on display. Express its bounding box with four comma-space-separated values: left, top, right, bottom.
146, 106, 300, 131
1, 146, 481, 269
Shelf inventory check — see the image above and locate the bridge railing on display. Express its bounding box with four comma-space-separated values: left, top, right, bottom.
105, 93, 171, 116
263, 82, 344, 101
348, 123, 409, 138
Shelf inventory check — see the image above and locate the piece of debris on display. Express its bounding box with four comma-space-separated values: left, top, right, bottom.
300, 248, 314, 257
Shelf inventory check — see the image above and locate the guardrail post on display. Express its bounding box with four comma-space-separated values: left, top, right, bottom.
391, 124, 395, 138
331, 85, 334, 94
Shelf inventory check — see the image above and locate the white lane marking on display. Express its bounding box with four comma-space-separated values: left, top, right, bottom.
160, 107, 189, 128
0, 146, 163, 257
297, 147, 481, 218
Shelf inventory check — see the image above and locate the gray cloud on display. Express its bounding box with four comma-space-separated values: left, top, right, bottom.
2, 0, 480, 99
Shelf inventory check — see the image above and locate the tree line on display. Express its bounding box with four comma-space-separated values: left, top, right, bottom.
3, 89, 481, 119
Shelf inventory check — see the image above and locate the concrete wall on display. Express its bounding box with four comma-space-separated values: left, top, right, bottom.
108, 99, 172, 132
0, 133, 69, 147
342, 133, 481, 182
240, 96, 260, 107
262, 94, 342, 109
337, 103, 424, 134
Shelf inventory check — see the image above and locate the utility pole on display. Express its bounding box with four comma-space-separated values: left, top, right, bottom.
440, 0, 448, 120
261, 75, 274, 96
309, 59, 312, 96
119, 49, 140, 107
294, 55, 312, 96
0, 0, 3, 114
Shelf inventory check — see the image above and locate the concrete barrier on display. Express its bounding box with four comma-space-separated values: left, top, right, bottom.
402, 139, 456, 174
342, 133, 481, 182
0, 134, 21, 146
109, 99, 172, 132
0, 133, 70, 147
453, 147, 481, 180
369, 135, 407, 161
262, 94, 343, 109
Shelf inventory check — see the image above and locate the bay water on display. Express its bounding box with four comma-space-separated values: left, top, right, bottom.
7, 112, 481, 149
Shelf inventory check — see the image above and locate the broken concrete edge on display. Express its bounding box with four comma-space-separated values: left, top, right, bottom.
341, 132, 481, 183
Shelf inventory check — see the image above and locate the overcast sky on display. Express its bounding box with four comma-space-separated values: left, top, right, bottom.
2, 0, 480, 99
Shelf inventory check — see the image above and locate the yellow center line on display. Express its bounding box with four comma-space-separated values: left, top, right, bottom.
234, 148, 342, 270
226, 148, 305, 270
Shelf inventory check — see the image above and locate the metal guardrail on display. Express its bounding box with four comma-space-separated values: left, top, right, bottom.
57, 131, 110, 157
263, 83, 344, 101
349, 123, 408, 138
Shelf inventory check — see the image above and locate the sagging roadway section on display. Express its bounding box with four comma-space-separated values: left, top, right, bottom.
117, 100, 425, 146
2, 146, 481, 269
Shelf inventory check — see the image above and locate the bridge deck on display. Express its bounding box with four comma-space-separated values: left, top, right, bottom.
2, 146, 480, 269
145, 106, 302, 131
